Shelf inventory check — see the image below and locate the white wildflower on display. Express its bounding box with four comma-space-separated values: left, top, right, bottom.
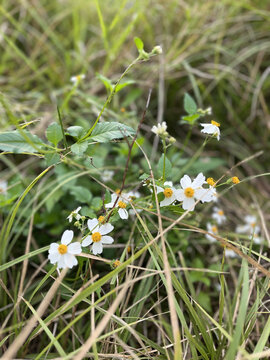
67, 206, 82, 223
105, 193, 129, 219
212, 207, 226, 225
225, 249, 238, 258
101, 170, 114, 182
200, 120, 220, 141
176, 173, 214, 211
156, 181, 180, 207
206, 223, 218, 242
70, 74, 85, 85
151, 122, 168, 136
236, 215, 263, 244
48, 230, 82, 269
82, 218, 114, 255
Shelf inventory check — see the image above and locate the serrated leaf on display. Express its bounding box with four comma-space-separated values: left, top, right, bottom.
70, 186, 92, 203
134, 37, 144, 51
0, 130, 44, 153
66, 126, 86, 139
71, 142, 88, 155
184, 93, 197, 115
45, 153, 60, 166
157, 154, 172, 179
90, 122, 135, 143
46, 122, 63, 146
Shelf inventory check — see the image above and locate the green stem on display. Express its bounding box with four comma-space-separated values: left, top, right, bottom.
80, 56, 141, 141
162, 139, 167, 182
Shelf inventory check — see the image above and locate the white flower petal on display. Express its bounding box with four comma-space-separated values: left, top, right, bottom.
119, 208, 128, 219
180, 175, 192, 189
82, 235, 92, 247
195, 188, 213, 203
49, 243, 59, 254
174, 189, 185, 201
156, 186, 164, 194
57, 256, 66, 269
101, 236, 114, 244
182, 197, 195, 211
48, 252, 61, 264
87, 218, 99, 232
92, 242, 103, 255
164, 181, 173, 187
63, 253, 77, 269
99, 223, 114, 235
192, 173, 205, 188
61, 230, 74, 245
160, 195, 175, 207
68, 242, 82, 255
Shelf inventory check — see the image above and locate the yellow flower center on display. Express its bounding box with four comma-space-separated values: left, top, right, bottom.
127, 246, 131, 253
218, 210, 224, 216
118, 201, 126, 209
211, 120, 220, 127
184, 187, 194, 198
232, 176, 240, 184
207, 177, 216, 186
163, 188, 173, 198
115, 189, 121, 194
113, 260, 121, 267
92, 232, 102, 242
58, 244, 68, 255
251, 222, 256, 228
120, 107, 126, 113
98, 216, 106, 224
211, 226, 218, 233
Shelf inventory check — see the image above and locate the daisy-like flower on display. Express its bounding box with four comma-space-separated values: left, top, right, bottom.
236, 215, 263, 244
200, 120, 221, 141
151, 121, 168, 136
70, 74, 85, 85
101, 170, 114, 182
82, 218, 114, 255
206, 222, 218, 242
67, 206, 82, 223
156, 181, 180, 207
212, 207, 226, 225
105, 193, 129, 219
48, 230, 82, 269
176, 173, 214, 211
0, 180, 7, 195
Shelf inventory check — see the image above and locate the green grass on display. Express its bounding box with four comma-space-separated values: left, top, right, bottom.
0, 0, 270, 359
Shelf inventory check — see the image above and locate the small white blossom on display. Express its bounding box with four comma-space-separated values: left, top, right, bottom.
82, 218, 114, 255
67, 206, 82, 223
156, 181, 180, 207
48, 230, 82, 269
176, 173, 214, 211
0, 180, 7, 195
153, 45, 163, 54
236, 215, 263, 244
225, 249, 238, 258
206, 222, 218, 242
70, 74, 85, 85
101, 170, 114, 182
212, 207, 226, 225
105, 193, 129, 219
200, 120, 220, 140
151, 122, 167, 136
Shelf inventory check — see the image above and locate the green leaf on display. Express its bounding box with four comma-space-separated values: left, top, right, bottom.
66, 126, 86, 139
46, 122, 63, 146
0, 130, 44, 153
91, 197, 103, 211
44, 153, 60, 166
71, 142, 88, 155
105, 189, 111, 203
134, 37, 144, 51
184, 93, 197, 115
89, 122, 136, 143
115, 80, 135, 94
96, 73, 113, 93
182, 114, 200, 124
70, 186, 92, 203
157, 155, 172, 178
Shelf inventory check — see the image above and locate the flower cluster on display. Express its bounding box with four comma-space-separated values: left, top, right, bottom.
156, 173, 216, 211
